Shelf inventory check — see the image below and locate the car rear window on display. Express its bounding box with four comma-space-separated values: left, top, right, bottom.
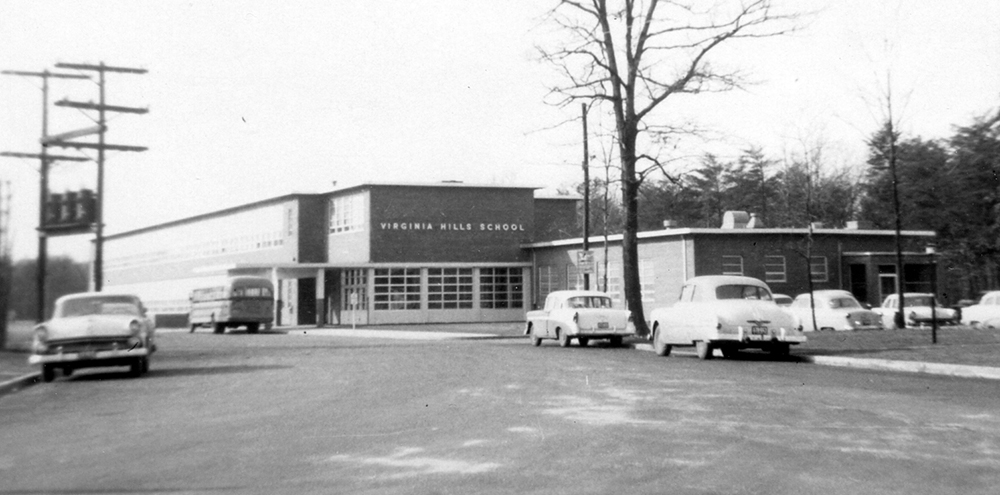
566, 296, 613, 309
716, 285, 773, 301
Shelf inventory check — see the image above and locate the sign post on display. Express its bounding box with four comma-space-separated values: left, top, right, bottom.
577, 250, 594, 288
349, 291, 358, 330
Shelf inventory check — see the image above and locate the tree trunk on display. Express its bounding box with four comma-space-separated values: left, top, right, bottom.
620, 136, 649, 336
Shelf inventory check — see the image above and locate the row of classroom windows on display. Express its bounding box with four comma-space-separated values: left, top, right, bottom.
338, 267, 524, 311
315, 254, 826, 313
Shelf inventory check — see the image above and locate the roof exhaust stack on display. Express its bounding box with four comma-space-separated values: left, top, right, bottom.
721, 211, 750, 229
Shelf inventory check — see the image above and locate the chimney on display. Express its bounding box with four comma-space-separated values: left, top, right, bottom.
721, 211, 750, 229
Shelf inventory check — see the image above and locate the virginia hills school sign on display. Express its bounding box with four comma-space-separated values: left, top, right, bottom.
378, 222, 527, 232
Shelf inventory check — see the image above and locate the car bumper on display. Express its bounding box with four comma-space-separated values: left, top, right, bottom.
728, 328, 806, 344
29, 348, 149, 365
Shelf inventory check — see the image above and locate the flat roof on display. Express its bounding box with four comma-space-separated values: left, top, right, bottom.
106, 181, 551, 240
522, 227, 937, 249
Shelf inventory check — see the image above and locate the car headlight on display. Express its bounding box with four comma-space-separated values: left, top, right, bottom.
32, 327, 49, 353
129, 320, 142, 335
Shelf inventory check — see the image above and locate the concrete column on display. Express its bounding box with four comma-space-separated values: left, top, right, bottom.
271, 267, 280, 327
316, 268, 326, 327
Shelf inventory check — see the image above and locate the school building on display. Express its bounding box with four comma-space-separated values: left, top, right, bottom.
102, 182, 938, 327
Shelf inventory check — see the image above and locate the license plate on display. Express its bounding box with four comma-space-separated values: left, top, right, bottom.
751, 326, 768, 335
597, 321, 609, 329
79, 351, 97, 359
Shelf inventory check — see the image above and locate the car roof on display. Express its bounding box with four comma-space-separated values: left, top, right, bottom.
685, 275, 769, 289
56, 292, 141, 302
795, 290, 853, 300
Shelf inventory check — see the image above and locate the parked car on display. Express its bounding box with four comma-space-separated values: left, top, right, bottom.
28, 292, 157, 382
872, 293, 959, 330
789, 290, 883, 332
648, 275, 806, 360
773, 294, 793, 307
525, 290, 634, 347
960, 290, 1000, 329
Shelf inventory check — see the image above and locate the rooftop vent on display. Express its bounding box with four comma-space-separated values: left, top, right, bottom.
721, 211, 750, 229
662, 219, 677, 228
746, 213, 763, 229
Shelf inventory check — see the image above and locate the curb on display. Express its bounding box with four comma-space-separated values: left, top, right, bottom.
0, 372, 41, 398
630, 342, 1000, 381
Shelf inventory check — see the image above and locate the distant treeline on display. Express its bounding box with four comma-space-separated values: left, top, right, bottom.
5, 257, 89, 321
578, 111, 1000, 301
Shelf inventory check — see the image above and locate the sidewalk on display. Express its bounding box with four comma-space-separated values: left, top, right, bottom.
5, 321, 1000, 397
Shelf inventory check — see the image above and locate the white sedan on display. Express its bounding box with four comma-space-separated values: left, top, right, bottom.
960, 291, 1000, 329
789, 290, 883, 332
648, 275, 805, 360
872, 293, 959, 329
29, 292, 157, 382
525, 290, 634, 347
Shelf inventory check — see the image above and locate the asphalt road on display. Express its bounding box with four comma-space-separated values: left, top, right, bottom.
2, 331, 1000, 495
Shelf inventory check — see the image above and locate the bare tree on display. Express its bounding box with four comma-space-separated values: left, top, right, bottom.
540, 0, 797, 334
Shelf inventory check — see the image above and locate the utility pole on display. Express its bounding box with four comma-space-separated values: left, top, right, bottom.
581, 103, 590, 290
1, 69, 90, 321
51, 62, 148, 292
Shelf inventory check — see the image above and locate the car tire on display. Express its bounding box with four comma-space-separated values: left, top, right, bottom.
770, 343, 791, 357
558, 329, 571, 347
653, 328, 671, 357
247, 323, 260, 334
62, 367, 74, 377
42, 364, 55, 383
189, 324, 197, 333
696, 341, 713, 360
529, 327, 542, 347
141, 356, 150, 374
129, 358, 144, 377
608, 336, 623, 347
213, 322, 226, 334
578, 337, 589, 347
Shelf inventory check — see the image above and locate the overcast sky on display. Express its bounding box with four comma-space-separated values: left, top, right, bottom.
2, 0, 998, 261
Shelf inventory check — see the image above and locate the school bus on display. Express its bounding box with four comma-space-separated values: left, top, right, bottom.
189, 277, 275, 334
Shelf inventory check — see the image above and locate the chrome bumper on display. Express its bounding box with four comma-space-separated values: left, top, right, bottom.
29, 347, 149, 365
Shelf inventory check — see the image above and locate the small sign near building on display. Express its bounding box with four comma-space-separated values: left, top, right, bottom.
577, 250, 594, 274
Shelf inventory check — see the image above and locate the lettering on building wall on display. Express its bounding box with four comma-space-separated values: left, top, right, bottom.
379, 222, 526, 232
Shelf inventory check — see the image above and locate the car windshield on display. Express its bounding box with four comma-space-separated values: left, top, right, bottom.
58, 296, 142, 318
904, 296, 933, 307
565, 296, 613, 309
715, 285, 773, 301
829, 297, 861, 309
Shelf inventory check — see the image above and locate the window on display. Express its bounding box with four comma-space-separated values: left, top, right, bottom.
721, 255, 744, 275
329, 194, 365, 234
640, 260, 655, 303
565, 264, 581, 290
601, 262, 623, 307
480, 267, 523, 309
810, 256, 829, 283
537, 266, 558, 303
764, 255, 787, 283
342, 269, 367, 310
428, 268, 473, 309
373, 268, 420, 310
